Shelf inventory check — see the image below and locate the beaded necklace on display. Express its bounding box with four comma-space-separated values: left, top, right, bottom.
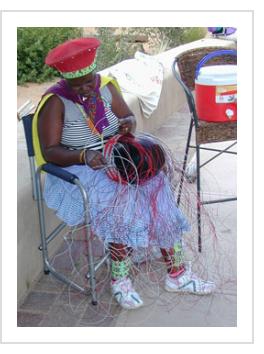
76, 102, 105, 148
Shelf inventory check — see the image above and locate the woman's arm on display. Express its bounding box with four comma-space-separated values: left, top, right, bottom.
107, 82, 137, 134
38, 95, 106, 168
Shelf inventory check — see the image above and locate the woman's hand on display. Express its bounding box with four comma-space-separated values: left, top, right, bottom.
118, 116, 136, 135
85, 150, 107, 170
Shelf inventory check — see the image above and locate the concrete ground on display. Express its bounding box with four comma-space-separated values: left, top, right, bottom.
17, 104, 237, 327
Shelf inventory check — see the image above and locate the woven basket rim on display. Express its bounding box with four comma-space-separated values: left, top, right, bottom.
175, 45, 237, 59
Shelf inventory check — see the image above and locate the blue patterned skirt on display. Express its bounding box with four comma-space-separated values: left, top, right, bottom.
43, 165, 190, 249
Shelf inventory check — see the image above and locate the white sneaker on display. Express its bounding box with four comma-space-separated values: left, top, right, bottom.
111, 277, 144, 310
165, 265, 215, 295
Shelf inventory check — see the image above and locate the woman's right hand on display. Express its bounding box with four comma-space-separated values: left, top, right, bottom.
85, 150, 107, 170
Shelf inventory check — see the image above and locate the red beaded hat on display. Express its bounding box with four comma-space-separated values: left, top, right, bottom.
45, 37, 101, 79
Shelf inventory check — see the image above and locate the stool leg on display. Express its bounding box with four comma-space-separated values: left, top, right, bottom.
196, 145, 202, 252
177, 120, 194, 206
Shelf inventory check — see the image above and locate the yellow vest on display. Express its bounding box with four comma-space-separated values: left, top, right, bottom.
32, 76, 121, 167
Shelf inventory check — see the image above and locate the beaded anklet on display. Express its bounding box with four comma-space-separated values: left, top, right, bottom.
173, 241, 184, 268
111, 258, 131, 280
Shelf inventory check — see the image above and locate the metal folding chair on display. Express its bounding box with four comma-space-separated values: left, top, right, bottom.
172, 47, 237, 252
19, 111, 110, 305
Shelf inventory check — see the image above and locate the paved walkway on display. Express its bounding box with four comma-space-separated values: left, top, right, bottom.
17, 106, 237, 327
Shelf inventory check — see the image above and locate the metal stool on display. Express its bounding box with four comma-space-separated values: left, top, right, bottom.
172, 47, 237, 252
19, 111, 110, 305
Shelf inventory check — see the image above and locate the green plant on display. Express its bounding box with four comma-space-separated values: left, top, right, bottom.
144, 27, 207, 54
180, 27, 207, 45
93, 27, 144, 71
17, 27, 82, 84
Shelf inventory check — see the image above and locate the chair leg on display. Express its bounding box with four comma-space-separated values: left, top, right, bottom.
177, 120, 194, 206
74, 180, 98, 305
36, 170, 90, 294
195, 145, 202, 253
35, 169, 50, 274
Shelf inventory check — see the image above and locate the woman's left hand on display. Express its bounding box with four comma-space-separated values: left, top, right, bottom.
118, 116, 136, 135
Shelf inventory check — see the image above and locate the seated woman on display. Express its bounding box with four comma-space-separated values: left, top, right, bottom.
33, 37, 215, 310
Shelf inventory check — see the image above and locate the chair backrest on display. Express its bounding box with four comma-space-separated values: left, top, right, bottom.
21, 113, 39, 199
21, 112, 80, 191
21, 113, 35, 158
176, 46, 237, 91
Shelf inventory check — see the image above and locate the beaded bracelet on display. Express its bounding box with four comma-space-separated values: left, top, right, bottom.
79, 149, 86, 164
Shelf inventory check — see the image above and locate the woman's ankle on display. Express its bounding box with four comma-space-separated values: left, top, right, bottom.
168, 265, 185, 278
111, 258, 131, 280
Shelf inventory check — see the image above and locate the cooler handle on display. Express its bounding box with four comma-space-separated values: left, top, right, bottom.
195, 49, 237, 79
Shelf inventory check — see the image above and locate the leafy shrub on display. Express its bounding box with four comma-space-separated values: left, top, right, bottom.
94, 27, 206, 67
180, 27, 207, 45
94, 28, 147, 72
93, 28, 130, 72
159, 27, 206, 46
130, 27, 207, 54
17, 27, 82, 84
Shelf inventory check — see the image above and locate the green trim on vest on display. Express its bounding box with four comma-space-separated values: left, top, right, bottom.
32, 93, 54, 167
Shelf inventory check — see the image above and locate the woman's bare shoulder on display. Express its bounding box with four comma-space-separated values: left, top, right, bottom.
39, 94, 64, 117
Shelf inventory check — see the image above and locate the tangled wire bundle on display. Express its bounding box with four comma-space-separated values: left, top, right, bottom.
47, 132, 236, 326
104, 133, 166, 185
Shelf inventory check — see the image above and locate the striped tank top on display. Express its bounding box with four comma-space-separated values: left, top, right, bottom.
59, 85, 119, 151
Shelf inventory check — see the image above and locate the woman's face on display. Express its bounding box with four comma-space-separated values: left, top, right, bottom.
67, 71, 96, 97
